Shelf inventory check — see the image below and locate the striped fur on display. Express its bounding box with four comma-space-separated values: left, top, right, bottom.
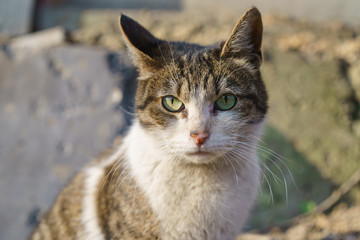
31, 142, 160, 240
31, 7, 268, 240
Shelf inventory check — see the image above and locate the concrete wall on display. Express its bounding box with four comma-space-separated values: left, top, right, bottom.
0, 0, 35, 35
71, 0, 181, 9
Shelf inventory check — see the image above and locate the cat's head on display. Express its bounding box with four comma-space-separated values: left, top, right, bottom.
120, 8, 267, 165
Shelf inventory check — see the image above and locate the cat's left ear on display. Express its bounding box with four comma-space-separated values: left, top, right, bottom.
119, 14, 163, 72
220, 7, 263, 67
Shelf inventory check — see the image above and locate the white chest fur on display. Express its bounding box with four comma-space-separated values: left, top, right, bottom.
124, 122, 261, 240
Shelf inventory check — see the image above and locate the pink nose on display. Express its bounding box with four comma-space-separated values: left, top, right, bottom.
190, 132, 209, 147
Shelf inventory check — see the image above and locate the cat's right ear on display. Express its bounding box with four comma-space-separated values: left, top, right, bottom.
220, 7, 263, 67
119, 14, 163, 72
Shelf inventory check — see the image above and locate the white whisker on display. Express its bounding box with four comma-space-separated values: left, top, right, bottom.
223, 154, 239, 184
227, 150, 274, 203
231, 138, 292, 204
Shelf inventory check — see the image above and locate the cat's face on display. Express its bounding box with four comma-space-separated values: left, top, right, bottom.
120, 8, 267, 164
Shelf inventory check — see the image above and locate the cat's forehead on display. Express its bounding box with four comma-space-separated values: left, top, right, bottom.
156, 50, 257, 102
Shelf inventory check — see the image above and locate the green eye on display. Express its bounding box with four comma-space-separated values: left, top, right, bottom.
162, 96, 184, 112
215, 93, 237, 111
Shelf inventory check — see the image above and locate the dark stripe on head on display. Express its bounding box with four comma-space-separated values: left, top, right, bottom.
241, 94, 267, 114
246, 117, 265, 124
176, 81, 183, 96
136, 96, 156, 111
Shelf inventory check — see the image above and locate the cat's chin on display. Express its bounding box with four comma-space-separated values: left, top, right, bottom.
183, 151, 218, 165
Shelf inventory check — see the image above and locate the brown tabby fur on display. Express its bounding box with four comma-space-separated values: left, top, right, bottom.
31, 141, 160, 240
97, 160, 160, 239
31, 172, 86, 239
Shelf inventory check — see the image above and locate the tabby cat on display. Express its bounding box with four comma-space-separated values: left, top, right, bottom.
31, 7, 268, 240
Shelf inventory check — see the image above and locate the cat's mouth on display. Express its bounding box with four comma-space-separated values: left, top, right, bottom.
186, 151, 212, 156
183, 150, 218, 164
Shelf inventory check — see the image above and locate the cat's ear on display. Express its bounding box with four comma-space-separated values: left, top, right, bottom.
119, 14, 163, 71
220, 7, 263, 67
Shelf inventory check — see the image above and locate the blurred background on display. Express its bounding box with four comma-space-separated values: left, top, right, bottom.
1, 0, 360, 239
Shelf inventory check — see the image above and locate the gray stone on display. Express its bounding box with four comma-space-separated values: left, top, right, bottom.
9, 27, 66, 61
0, 45, 136, 240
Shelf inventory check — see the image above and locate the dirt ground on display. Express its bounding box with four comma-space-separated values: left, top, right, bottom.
239, 205, 360, 240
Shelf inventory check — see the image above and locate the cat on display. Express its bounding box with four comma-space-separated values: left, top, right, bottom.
30, 7, 267, 240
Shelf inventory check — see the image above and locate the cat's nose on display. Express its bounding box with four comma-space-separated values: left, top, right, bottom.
190, 132, 209, 147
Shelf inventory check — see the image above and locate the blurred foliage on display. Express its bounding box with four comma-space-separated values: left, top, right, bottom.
247, 125, 333, 229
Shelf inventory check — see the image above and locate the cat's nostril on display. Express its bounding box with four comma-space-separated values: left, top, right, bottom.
190, 132, 209, 146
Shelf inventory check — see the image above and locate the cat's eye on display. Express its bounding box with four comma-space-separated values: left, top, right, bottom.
214, 93, 237, 111
162, 96, 184, 112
